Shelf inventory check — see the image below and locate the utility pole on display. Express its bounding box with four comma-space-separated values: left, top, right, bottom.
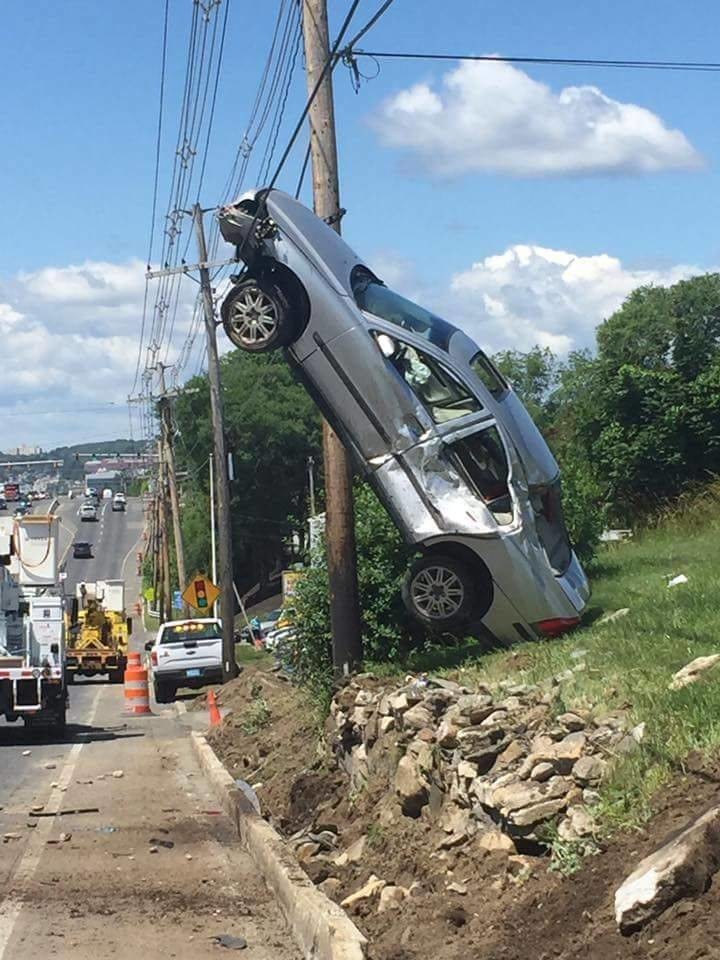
155, 364, 188, 616
157, 440, 172, 621
307, 456, 316, 517
193, 203, 238, 681
209, 452, 218, 618
302, 0, 363, 675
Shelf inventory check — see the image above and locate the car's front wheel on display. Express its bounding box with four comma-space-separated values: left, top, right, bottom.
401, 554, 492, 632
221, 274, 302, 352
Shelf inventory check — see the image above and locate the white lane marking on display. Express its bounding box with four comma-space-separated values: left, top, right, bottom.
0, 687, 104, 958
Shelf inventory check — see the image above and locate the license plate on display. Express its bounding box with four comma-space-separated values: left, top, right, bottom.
186, 668, 201, 678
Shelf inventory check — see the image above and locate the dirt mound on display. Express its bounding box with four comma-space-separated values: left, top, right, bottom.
207, 666, 341, 827
206, 670, 720, 960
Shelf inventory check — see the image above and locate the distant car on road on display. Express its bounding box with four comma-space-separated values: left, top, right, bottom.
0, 497, 6, 512
146, 618, 224, 704
79, 502, 98, 522
112, 493, 126, 512
72, 541, 93, 559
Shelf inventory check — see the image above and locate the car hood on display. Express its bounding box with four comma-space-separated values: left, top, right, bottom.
219, 187, 365, 298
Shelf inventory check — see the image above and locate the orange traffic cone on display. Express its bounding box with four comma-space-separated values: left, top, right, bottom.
207, 689, 222, 727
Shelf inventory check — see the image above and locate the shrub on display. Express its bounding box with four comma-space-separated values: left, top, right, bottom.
289, 483, 417, 701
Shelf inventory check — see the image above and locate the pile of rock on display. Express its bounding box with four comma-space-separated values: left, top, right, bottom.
328, 672, 645, 852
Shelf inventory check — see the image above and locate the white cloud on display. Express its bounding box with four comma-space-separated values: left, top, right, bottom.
440, 245, 704, 353
0, 259, 199, 449
370, 59, 702, 177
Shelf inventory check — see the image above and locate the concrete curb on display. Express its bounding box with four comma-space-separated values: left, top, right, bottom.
189, 729, 367, 960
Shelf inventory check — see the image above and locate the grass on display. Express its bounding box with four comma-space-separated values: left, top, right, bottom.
368, 482, 720, 833
236, 644, 274, 667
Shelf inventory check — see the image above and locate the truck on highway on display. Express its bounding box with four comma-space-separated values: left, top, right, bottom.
0, 512, 68, 731
65, 579, 132, 683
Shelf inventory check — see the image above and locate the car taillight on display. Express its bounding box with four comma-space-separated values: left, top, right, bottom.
151, 650, 158, 666
534, 616, 580, 637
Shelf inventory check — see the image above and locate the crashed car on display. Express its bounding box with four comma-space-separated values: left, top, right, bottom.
217, 189, 589, 643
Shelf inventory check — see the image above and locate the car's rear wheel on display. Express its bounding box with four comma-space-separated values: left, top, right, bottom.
153, 679, 176, 704
401, 554, 492, 632
221, 274, 302, 352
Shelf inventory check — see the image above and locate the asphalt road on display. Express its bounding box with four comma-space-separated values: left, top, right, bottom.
0, 496, 298, 958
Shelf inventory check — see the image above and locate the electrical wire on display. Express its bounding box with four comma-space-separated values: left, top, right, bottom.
342, 0, 397, 52
348, 50, 720, 73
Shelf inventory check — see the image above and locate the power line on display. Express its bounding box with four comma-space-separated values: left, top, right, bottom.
347, 50, 720, 73
343, 0, 397, 51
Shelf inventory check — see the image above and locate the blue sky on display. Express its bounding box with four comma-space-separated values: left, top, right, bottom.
0, 0, 718, 446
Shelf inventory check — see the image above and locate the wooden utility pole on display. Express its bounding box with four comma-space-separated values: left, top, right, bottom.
157, 440, 172, 622
193, 203, 238, 681
156, 364, 188, 616
302, 0, 363, 675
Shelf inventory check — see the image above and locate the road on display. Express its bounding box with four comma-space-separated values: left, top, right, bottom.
0, 497, 298, 959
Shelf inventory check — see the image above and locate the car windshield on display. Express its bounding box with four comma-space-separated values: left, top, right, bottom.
353, 271, 455, 350
160, 622, 221, 644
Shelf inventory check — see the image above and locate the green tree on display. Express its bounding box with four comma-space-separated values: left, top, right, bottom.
173, 350, 322, 594
493, 346, 559, 430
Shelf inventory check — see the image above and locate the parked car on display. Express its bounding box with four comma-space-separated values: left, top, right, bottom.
146, 618, 223, 703
218, 189, 589, 643
72, 541, 93, 559
239, 607, 282, 643
79, 502, 98, 522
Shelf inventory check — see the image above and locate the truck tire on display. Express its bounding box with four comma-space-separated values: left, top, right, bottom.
153, 680, 176, 704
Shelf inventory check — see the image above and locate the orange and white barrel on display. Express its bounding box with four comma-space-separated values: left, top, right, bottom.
123, 652, 152, 716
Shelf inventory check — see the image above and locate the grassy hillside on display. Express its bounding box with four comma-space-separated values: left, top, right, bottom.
469, 485, 720, 833
372, 482, 720, 836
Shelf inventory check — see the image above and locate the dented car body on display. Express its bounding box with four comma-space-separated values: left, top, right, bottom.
218, 189, 589, 643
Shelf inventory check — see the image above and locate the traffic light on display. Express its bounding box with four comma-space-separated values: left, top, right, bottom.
194, 579, 208, 609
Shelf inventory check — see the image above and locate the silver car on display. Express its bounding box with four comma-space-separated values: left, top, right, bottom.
217, 189, 589, 643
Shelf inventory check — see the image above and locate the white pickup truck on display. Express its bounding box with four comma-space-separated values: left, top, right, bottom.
146, 618, 223, 703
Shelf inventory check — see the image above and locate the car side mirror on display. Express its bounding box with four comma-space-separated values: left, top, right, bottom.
144, 641, 153, 652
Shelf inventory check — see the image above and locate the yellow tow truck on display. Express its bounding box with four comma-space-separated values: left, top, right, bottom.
65, 580, 132, 683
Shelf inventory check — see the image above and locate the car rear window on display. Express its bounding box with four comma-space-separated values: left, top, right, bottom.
159, 622, 222, 644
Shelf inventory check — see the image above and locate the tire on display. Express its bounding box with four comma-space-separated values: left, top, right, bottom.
221, 274, 302, 352
153, 680, 176, 705
401, 554, 492, 632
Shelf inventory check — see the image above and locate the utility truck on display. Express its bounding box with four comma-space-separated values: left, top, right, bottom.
65, 580, 131, 683
0, 512, 67, 730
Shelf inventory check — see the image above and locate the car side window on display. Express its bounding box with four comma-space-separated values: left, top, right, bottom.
470, 352, 508, 399
373, 334, 482, 424
445, 426, 514, 524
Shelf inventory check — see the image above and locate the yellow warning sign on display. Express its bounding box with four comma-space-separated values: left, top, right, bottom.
182, 575, 220, 612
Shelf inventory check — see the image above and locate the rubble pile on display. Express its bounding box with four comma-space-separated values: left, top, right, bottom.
324, 671, 644, 852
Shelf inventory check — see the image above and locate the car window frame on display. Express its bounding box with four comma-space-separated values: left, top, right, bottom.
368, 328, 488, 430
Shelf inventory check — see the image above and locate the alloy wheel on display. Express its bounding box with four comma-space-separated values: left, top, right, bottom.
410, 564, 465, 620
226, 286, 279, 347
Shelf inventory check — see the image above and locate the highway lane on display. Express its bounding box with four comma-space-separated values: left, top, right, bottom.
0, 497, 149, 835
